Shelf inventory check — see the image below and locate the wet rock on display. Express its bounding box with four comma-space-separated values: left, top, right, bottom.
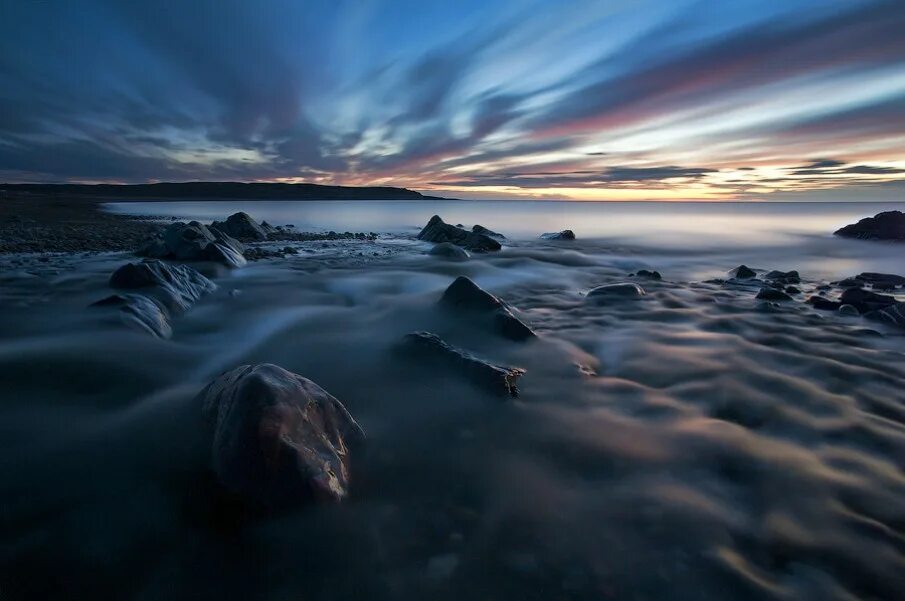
864, 302, 905, 328
838, 304, 860, 316
807, 296, 842, 311
198, 364, 365, 509
839, 287, 897, 313
841, 272, 905, 290
109, 260, 216, 313
140, 221, 246, 268
401, 332, 525, 398
834, 210, 905, 241
211, 212, 270, 241
417, 215, 501, 252
587, 282, 646, 300
764, 270, 800, 284
92, 293, 172, 338
540, 230, 575, 240
755, 287, 792, 301
729, 265, 757, 279
429, 242, 470, 261
472, 224, 505, 239
785, 286, 801, 294
440, 276, 535, 341
634, 269, 662, 280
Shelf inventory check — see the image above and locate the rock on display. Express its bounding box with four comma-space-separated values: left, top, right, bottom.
429, 242, 470, 261
634, 269, 662, 280
401, 332, 525, 398
807, 296, 842, 311
835, 278, 864, 288
140, 221, 246, 268
198, 364, 365, 509
587, 282, 646, 300
755, 287, 792, 301
729, 265, 757, 279
838, 304, 860, 316
109, 260, 216, 313
417, 215, 501, 252
204, 241, 248, 268
864, 302, 905, 328
211, 212, 270, 241
834, 211, 905, 241
92, 293, 172, 338
785, 286, 801, 294
472, 224, 505, 239
440, 276, 535, 341
764, 270, 800, 284
842, 272, 905, 289
839, 287, 897, 313
540, 230, 575, 240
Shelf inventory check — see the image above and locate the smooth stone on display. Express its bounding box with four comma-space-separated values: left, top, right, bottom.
540, 230, 575, 240
838, 304, 860, 316
429, 242, 470, 261
729, 265, 757, 279
211, 212, 270, 241
92, 293, 172, 338
198, 364, 365, 509
834, 210, 905, 241
634, 269, 662, 280
417, 215, 501, 252
755, 287, 792, 301
401, 332, 525, 398
109, 260, 216, 313
587, 282, 646, 299
440, 276, 535, 341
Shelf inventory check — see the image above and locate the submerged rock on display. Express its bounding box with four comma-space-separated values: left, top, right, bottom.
440, 276, 535, 341
198, 364, 365, 509
92, 293, 172, 339
587, 282, 646, 300
540, 230, 575, 240
211, 212, 271, 241
755, 287, 792, 301
109, 260, 216, 313
417, 215, 501, 252
839, 287, 897, 313
838, 304, 860, 316
401, 331, 525, 398
864, 302, 905, 328
840, 272, 905, 290
633, 269, 662, 280
834, 210, 905, 241
139, 221, 247, 268
729, 265, 757, 279
429, 242, 470, 261
472, 224, 505, 239
807, 296, 843, 311
764, 270, 800, 284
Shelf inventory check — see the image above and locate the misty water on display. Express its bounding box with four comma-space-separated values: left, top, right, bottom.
2, 200, 904, 600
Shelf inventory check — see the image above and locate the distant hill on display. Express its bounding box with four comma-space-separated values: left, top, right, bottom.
0, 181, 449, 201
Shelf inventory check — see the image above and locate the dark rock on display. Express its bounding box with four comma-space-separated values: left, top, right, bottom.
472, 224, 505, 239
729, 265, 757, 279
587, 282, 646, 300
440, 276, 535, 341
764, 270, 800, 284
834, 211, 905, 241
282, 246, 298, 255
785, 286, 801, 294
140, 221, 246, 268
92, 293, 172, 338
839, 287, 897, 313
755, 287, 792, 301
417, 215, 501, 252
198, 364, 365, 509
109, 260, 216, 313
864, 302, 905, 328
842, 272, 905, 289
835, 278, 863, 288
401, 332, 525, 398
838, 304, 859, 316
807, 296, 842, 311
634, 269, 662, 280
540, 230, 575, 240
211, 212, 270, 241
429, 242, 470, 261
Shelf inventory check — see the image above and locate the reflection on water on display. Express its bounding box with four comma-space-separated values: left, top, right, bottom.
106, 200, 905, 248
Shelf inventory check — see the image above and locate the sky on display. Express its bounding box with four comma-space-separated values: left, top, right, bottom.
0, 0, 903, 201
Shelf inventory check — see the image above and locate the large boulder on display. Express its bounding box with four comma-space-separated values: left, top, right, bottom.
211, 212, 270, 241
401, 332, 525, 398
429, 242, 470, 261
418, 215, 501, 252
92, 293, 172, 339
139, 221, 247, 268
540, 230, 575, 240
109, 260, 216, 313
440, 276, 535, 341
834, 211, 905, 241
198, 364, 365, 509
587, 282, 646, 300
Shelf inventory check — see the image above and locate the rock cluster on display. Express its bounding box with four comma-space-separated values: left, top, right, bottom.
834, 211, 905, 241
138, 221, 247, 268
417, 215, 501, 252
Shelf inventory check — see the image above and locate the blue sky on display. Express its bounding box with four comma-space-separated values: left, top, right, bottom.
0, 0, 903, 200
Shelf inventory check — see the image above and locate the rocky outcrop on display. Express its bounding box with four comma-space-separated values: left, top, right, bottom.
138, 221, 247, 268
440, 276, 535, 341
764, 270, 800, 285
540, 230, 575, 240
109, 260, 216, 314
729, 265, 757, 279
429, 242, 470, 261
198, 364, 365, 509
472, 224, 505, 239
834, 211, 905, 241
756, 287, 792, 301
92, 293, 172, 339
401, 332, 525, 398
417, 216, 501, 252
210, 212, 275, 242
587, 282, 646, 300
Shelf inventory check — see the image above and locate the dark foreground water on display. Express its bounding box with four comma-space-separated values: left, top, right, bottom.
1, 201, 904, 600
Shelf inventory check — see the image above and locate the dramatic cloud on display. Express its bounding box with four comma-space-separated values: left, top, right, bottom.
0, 0, 903, 200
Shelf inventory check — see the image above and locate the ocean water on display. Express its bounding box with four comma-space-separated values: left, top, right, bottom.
1, 200, 904, 600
